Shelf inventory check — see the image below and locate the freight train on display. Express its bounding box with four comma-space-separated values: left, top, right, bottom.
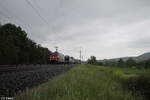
49, 51, 80, 64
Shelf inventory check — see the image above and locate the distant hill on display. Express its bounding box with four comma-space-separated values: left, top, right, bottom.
135, 52, 150, 62
99, 52, 150, 63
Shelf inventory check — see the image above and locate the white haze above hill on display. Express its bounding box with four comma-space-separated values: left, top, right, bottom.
100, 52, 150, 63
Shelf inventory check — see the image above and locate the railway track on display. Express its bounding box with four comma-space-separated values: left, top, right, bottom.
0, 65, 42, 75
0, 64, 73, 75
0, 64, 78, 97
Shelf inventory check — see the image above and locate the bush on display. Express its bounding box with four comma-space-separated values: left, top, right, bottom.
122, 74, 150, 100
113, 70, 124, 80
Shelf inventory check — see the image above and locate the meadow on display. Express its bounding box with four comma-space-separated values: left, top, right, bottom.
15, 64, 150, 100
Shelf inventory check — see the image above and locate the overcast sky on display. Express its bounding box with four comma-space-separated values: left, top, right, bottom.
0, 0, 150, 60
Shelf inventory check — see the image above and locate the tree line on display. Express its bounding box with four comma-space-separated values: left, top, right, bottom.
0, 23, 51, 65
87, 56, 150, 68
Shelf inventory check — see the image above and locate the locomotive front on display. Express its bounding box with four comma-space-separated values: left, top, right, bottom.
50, 51, 65, 64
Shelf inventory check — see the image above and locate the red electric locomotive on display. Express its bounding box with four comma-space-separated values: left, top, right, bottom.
50, 51, 65, 64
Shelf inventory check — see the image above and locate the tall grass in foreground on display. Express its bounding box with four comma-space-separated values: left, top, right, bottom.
15, 65, 142, 100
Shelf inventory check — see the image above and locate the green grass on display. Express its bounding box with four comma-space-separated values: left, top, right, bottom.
109, 67, 150, 75
15, 65, 143, 100
105, 66, 150, 99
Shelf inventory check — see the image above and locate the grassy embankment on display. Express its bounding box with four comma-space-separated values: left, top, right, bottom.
15, 64, 144, 100
111, 66, 150, 100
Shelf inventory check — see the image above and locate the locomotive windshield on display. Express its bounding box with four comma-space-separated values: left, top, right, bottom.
51, 53, 57, 56
51, 52, 58, 56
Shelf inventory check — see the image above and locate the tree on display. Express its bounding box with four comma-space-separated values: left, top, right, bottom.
87, 56, 97, 64
144, 60, 150, 68
0, 23, 51, 65
117, 59, 125, 67
126, 58, 136, 67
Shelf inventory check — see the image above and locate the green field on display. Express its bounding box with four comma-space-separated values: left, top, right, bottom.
15, 64, 150, 100
108, 67, 150, 75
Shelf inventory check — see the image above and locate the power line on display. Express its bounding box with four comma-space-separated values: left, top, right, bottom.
25, 0, 49, 25
32, 0, 65, 36
33, 0, 43, 12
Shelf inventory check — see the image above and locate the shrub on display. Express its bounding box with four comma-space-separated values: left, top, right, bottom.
113, 70, 124, 80
122, 73, 150, 100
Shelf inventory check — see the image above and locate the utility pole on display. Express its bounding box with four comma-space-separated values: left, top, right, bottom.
82, 56, 83, 63
55, 46, 58, 52
80, 47, 82, 64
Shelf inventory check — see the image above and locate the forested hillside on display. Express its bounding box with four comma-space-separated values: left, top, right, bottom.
0, 23, 51, 65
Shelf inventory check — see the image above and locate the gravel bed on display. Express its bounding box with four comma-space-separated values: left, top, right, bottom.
0, 64, 77, 96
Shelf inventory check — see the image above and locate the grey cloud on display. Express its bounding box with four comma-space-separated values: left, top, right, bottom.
1, 0, 150, 60
129, 37, 150, 49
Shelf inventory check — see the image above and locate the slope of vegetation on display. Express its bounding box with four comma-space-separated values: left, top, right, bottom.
111, 67, 150, 100
15, 65, 142, 100
107, 67, 150, 75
